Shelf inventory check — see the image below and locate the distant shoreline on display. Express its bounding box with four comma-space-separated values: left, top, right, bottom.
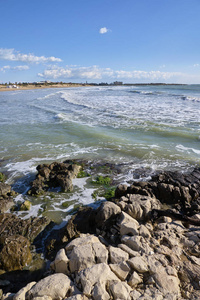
0, 82, 189, 92
0, 83, 88, 92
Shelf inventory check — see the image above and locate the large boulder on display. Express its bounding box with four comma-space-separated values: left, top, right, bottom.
28, 161, 82, 195
26, 273, 73, 299
0, 182, 15, 213
0, 213, 51, 243
78, 263, 119, 296
66, 234, 108, 273
95, 201, 121, 228
0, 235, 32, 271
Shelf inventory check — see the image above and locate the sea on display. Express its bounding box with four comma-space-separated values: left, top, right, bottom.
0, 84, 200, 223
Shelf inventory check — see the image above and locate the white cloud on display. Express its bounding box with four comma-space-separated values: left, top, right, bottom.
99, 27, 109, 34
194, 64, 199, 67
0, 65, 29, 72
0, 48, 62, 64
38, 65, 183, 82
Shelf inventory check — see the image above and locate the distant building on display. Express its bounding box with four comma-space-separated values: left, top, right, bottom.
113, 81, 123, 85
7, 85, 19, 89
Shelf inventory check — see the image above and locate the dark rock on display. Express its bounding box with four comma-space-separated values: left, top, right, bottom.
0, 182, 16, 213
0, 198, 14, 213
0, 235, 32, 271
0, 183, 11, 197
0, 213, 51, 243
28, 161, 81, 195
115, 184, 128, 198
95, 201, 121, 228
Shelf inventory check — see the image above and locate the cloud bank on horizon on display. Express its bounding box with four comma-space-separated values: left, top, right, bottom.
0, 47, 198, 84
38, 65, 183, 82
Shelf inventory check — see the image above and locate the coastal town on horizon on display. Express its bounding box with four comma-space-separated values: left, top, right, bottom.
0, 80, 189, 92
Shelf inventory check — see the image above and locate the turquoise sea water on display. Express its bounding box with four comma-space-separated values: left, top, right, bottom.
0, 85, 200, 222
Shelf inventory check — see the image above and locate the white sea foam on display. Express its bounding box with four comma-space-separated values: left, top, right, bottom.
14, 204, 43, 219
36, 91, 62, 100
176, 144, 200, 155
181, 95, 200, 102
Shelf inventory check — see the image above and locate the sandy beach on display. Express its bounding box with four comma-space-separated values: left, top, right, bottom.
0, 83, 87, 92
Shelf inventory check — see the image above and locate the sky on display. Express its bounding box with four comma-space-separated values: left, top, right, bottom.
1, 0, 200, 84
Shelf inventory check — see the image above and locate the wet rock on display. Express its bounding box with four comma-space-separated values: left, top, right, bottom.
0, 183, 15, 213
28, 161, 82, 195
19, 200, 31, 211
0, 213, 51, 243
0, 235, 32, 271
0, 182, 11, 197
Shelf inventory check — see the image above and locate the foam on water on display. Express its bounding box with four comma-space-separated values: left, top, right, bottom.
1, 85, 200, 222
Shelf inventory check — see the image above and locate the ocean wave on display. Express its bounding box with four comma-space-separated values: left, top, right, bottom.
176, 144, 200, 155
129, 90, 163, 96
60, 92, 95, 109
36, 91, 62, 100
181, 96, 200, 102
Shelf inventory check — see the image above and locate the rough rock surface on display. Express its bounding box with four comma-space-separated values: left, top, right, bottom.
0, 235, 32, 271
28, 161, 82, 195
0, 182, 16, 213
2, 167, 200, 299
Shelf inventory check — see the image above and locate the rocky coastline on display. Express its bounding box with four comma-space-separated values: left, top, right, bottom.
0, 160, 200, 299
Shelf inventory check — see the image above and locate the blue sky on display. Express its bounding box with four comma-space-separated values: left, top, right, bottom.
1, 0, 200, 84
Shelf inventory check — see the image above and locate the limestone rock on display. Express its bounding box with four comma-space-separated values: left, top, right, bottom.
78, 263, 119, 296
125, 194, 161, 221
118, 243, 140, 257
69, 243, 96, 273
121, 235, 142, 252
128, 256, 148, 273
139, 225, 151, 238
109, 281, 132, 300
65, 234, 99, 252
13, 281, 36, 300
153, 267, 180, 296
92, 281, 110, 300
26, 273, 73, 299
95, 201, 121, 228
92, 242, 108, 264
50, 248, 69, 274
109, 261, 130, 281
66, 234, 108, 273
119, 221, 139, 236
128, 271, 143, 288
109, 245, 129, 264
118, 211, 139, 226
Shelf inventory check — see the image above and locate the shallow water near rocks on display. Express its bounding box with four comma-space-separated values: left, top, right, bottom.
0, 85, 200, 222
